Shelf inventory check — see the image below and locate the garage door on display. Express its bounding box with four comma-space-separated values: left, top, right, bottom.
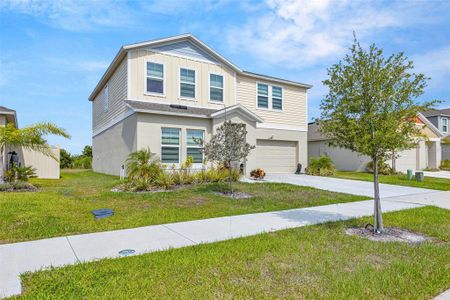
256, 140, 297, 173
395, 147, 417, 172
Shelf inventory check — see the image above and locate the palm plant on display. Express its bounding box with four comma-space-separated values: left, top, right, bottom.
125, 148, 162, 187
0, 122, 70, 183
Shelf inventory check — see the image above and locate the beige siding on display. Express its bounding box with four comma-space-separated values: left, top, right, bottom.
92, 114, 138, 176
236, 74, 307, 128
14, 147, 60, 179
92, 57, 128, 133
129, 50, 236, 108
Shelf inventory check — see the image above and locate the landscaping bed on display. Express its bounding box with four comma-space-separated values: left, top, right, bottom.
16, 206, 450, 299
0, 170, 368, 243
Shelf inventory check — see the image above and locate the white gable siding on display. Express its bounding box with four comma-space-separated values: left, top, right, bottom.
150, 41, 219, 64
92, 57, 128, 133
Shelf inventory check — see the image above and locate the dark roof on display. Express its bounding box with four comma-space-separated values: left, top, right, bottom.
0, 106, 15, 114
125, 100, 218, 117
422, 108, 450, 117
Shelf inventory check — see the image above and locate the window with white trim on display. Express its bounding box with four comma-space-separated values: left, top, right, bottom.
186, 129, 204, 163
257, 83, 283, 110
442, 117, 448, 133
272, 86, 283, 110
180, 68, 196, 98
103, 85, 109, 112
209, 74, 223, 102
146, 62, 164, 94
257, 83, 269, 108
161, 128, 180, 163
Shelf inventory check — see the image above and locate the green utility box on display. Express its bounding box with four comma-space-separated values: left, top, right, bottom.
415, 171, 424, 182
407, 169, 414, 180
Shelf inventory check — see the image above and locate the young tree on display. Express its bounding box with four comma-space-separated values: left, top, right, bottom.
0, 122, 70, 183
202, 121, 255, 194
320, 37, 435, 233
82, 145, 92, 158
60, 149, 73, 169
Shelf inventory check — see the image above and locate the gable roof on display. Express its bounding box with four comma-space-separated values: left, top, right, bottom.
89, 34, 312, 101
422, 108, 450, 117
0, 105, 17, 126
124, 100, 263, 123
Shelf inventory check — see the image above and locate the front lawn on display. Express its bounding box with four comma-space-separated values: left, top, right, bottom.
17, 206, 450, 299
0, 170, 367, 244
334, 171, 450, 190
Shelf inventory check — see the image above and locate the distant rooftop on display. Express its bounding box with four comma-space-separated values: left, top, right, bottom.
0, 106, 16, 114
422, 108, 450, 117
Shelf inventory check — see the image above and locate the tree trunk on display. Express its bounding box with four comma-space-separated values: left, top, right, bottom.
0, 146, 5, 184
391, 150, 396, 173
228, 162, 233, 195
373, 157, 384, 233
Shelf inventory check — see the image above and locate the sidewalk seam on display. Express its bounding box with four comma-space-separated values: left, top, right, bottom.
161, 224, 198, 245
65, 237, 80, 263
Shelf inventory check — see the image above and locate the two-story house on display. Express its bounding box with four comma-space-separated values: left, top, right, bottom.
422, 108, 450, 160
89, 34, 312, 176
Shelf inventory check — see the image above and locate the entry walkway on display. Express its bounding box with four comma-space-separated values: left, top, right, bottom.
2, 190, 449, 298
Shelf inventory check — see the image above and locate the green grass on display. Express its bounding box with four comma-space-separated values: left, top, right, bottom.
334, 171, 450, 190
0, 170, 367, 244
15, 206, 450, 299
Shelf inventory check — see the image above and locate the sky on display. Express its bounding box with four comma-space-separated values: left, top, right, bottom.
1, 0, 449, 154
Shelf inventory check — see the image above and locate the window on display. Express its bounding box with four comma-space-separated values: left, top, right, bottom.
443, 118, 448, 133
209, 74, 223, 102
272, 86, 283, 110
180, 68, 196, 98
146, 62, 164, 94
257, 83, 283, 111
257, 83, 269, 108
161, 128, 180, 163
186, 129, 204, 163
103, 85, 109, 112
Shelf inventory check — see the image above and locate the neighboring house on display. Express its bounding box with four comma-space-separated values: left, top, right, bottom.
89, 34, 312, 176
0, 106, 60, 179
308, 114, 443, 172
422, 108, 450, 160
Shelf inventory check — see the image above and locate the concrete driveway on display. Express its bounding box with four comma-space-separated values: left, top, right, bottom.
259, 173, 434, 198
422, 171, 450, 179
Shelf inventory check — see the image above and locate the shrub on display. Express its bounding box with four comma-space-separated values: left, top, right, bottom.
366, 161, 393, 175
440, 159, 450, 171
154, 172, 175, 190
72, 156, 92, 169
126, 148, 162, 185
4, 165, 37, 183
250, 168, 266, 180
306, 156, 336, 176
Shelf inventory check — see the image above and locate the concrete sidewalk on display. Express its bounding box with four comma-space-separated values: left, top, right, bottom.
3, 192, 446, 299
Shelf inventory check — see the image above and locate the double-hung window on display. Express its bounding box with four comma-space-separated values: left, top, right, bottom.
272, 86, 283, 110
257, 83, 269, 108
257, 83, 283, 110
103, 85, 109, 112
209, 74, 223, 102
442, 118, 448, 133
146, 62, 164, 94
186, 129, 204, 163
161, 128, 180, 163
180, 68, 196, 99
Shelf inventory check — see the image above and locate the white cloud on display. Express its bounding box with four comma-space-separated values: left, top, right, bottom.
226, 0, 448, 68
0, 0, 134, 31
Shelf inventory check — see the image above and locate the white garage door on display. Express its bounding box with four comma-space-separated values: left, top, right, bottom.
256, 140, 297, 173
395, 147, 417, 172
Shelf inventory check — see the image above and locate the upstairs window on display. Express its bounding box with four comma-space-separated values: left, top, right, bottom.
443, 117, 448, 133
146, 62, 164, 94
272, 86, 283, 110
257, 83, 283, 111
257, 83, 269, 108
209, 74, 223, 102
103, 85, 109, 112
180, 68, 196, 99
186, 129, 204, 163
161, 128, 180, 163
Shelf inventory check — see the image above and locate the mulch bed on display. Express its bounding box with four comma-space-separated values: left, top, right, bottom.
345, 227, 432, 244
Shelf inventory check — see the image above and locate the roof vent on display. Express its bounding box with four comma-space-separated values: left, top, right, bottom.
170, 104, 188, 110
